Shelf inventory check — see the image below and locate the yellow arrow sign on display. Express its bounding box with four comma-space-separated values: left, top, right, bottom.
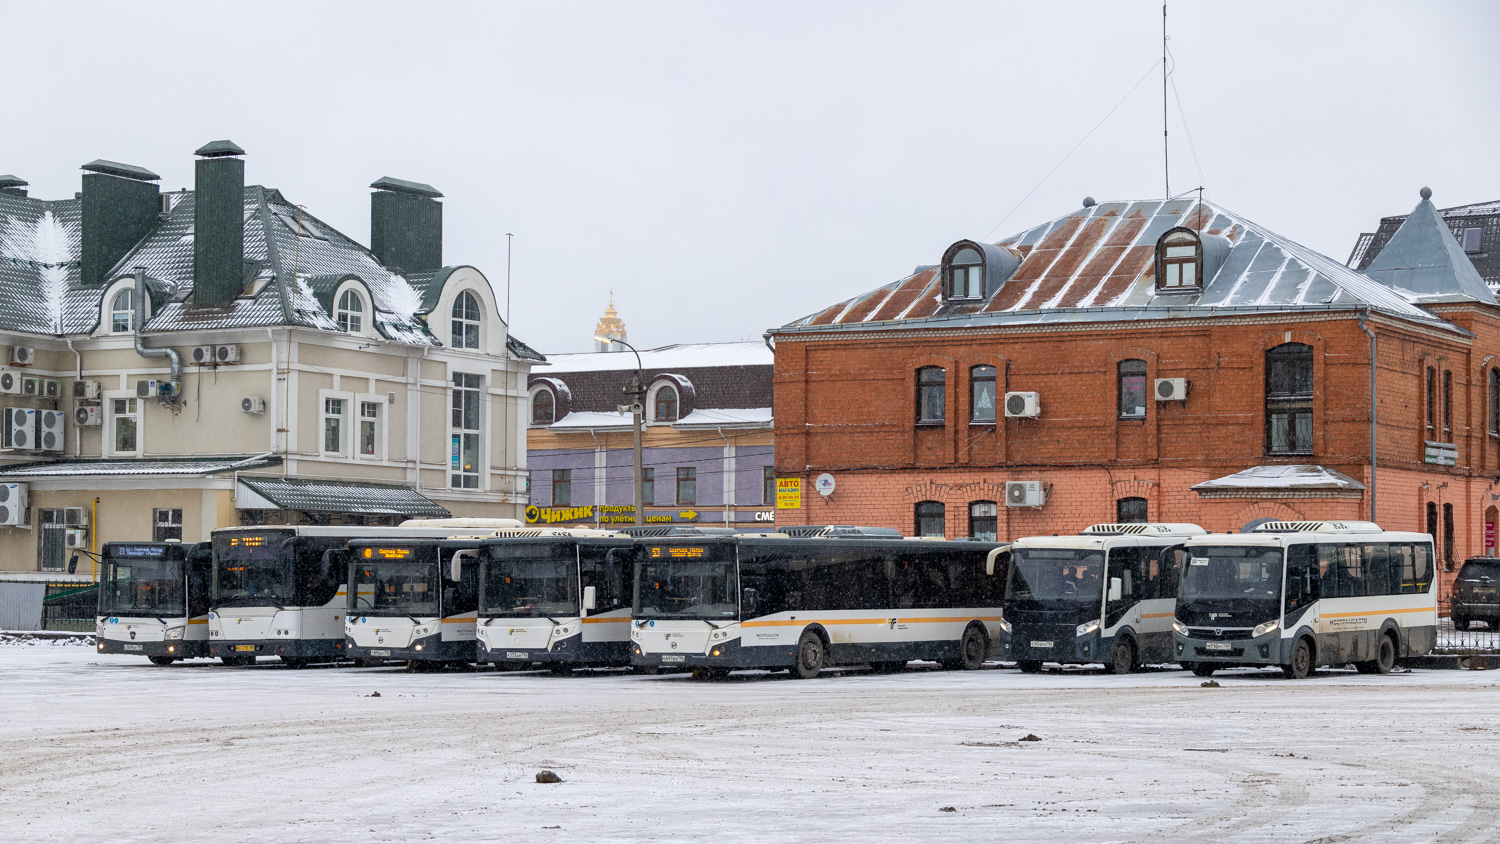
679, 510, 699, 520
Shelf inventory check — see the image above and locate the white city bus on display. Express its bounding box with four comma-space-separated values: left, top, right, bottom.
629, 528, 1010, 679
96, 541, 213, 665
208, 519, 518, 667
1002, 523, 1205, 674
344, 536, 489, 668
1172, 521, 1437, 679
474, 527, 635, 671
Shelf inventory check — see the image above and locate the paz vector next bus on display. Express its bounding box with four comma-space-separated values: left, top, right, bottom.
96, 541, 212, 664
1002, 523, 1205, 674
1172, 521, 1436, 679
630, 527, 1010, 679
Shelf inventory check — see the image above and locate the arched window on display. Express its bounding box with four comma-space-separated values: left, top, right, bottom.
1116, 497, 1148, 524
1266, 343, 1313, 454
654, 384, 679, 422
451, 290, 481, 349
970, 365, 996, 423
1489, 368, 1498, 436
969, 501, 997, 541
1426, 366, 1436, 432
532, 388, 555, 425
946, 246, 984, 300
916, 366, 946, 424
1118, 359, 1147, 418
1157, 229, 1201, 290
915, 501, 945, 538
335, 289, 364, 333
110, 289, 134, 333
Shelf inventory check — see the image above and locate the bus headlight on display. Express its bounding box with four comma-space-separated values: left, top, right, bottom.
998, 617, 1012, 634
1172, 620, 1189, 636
96, 621, 105, 635
1252, 621, 1279, 637
1076, 620, 1100, 637
166, 627, 185, 640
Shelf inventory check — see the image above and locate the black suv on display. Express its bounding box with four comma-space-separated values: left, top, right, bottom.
1452, 557, 1500, 631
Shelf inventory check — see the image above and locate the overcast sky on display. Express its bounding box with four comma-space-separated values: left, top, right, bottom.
3, 1, 1497, 353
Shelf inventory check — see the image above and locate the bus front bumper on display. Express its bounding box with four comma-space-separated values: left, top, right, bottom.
1004, 629, 1101, 665
1174, 631, 1283, 666
630, 637, 779, 670
347, 633, 468, 662
478, 630, 583, 665
210, 638, 346, 660
98, 638, 207, 658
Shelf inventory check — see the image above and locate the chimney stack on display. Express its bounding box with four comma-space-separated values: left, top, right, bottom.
192, 140, 246, 308
369, 177, 443, 272
0, 175, 28, 198
80, 159, 161, 287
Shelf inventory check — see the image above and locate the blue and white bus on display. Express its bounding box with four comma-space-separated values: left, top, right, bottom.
96, 541, 212, 665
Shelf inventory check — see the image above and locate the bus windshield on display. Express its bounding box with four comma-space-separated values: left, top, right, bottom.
99, 546, 186, 617
480, 544, 578, 617
1007, 548, 1104, 603
351, 549, 440, 616
635, 548, 738, 620
212, 531, 295, 608
1178, 545, 1283, 627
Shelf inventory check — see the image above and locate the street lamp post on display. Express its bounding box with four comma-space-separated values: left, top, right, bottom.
596, 335, 646, 526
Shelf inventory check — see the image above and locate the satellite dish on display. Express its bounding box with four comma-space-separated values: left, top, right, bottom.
815, 473, 836, 497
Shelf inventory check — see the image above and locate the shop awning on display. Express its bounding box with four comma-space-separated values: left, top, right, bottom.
235, 476, 450, 517
1192, 465, 1367, 499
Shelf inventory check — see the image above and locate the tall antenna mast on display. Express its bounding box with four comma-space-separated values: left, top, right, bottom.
1163, 4, 1170, 199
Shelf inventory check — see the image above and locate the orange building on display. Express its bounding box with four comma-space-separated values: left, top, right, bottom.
768, 190, 1500, 597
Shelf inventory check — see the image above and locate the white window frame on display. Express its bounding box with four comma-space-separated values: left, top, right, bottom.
450, 371, 484, 490
451, 290, 483, 350
528, 384, 556, 427
319, 390, 353, 457
645, 378, 684, 426
110, 289, 134, 333
355, 394, 387, 461
335, 288, 365, 334
105, 393, 142, 457
98, 277, 149, 337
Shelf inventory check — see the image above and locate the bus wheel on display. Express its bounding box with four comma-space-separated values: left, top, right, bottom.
1283, 638, 1313, 680
148, 656, 176, 666
791, 629, 826, 679
1108, 638, 1136, 675
1018, 660, 1043, 674
1454, 616, 1472, 631
1373, 633, 1397, 674
948, 626, 987, 670
1190, 663, 1216, 677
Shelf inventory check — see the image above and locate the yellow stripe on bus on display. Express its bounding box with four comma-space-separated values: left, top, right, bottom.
188, 618, 208, 625
441, 617, 477, 624
1141, 612, 1175, 619
1320, 607, 1434, 619
581, 617, 630, 624
741, 615, 1002, 628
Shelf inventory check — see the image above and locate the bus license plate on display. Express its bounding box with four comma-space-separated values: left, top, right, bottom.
234, 645, 256, 652
506, 652, 527, 659
1205, 642, 1232, 652
123, 644, 143, 651
662, 655, 686, 663
370, 649, 390, 657
1030, 640, 1054, 649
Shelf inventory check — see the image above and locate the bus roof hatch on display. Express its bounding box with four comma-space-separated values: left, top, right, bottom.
1250, 520, 1384, 534
1081, 523, 1206, 537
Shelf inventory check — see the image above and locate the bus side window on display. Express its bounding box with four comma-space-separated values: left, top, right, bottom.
1365, 544, 1394, 597
451, 553, 480, 614
1405, 544, 1433, 594
1107, 547, 1139, 608
187, 551, 213, 617
1286, 545, 1318, 612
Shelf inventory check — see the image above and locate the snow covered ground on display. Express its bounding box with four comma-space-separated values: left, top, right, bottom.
4, 645, 1500, 843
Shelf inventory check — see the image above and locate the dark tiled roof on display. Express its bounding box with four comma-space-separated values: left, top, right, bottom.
507, 335, 546, 362
0, 454, 280, 478
237, 475, 449, 517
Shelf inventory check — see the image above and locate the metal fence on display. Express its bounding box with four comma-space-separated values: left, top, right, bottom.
1435, 598, 1500, 654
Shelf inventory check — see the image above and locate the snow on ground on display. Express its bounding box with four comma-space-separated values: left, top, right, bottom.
4, 647, 1500, 844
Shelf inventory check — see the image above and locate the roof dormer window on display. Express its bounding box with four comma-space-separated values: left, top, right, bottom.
335, 288, 364, 333
1157, 228, 1202, 291
945, 246, 985, 300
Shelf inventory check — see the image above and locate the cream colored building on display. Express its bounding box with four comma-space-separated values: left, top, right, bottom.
0, 143, 541, 582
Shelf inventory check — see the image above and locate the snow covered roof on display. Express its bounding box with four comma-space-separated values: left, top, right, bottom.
236, 475, 449, 517
672, 407, 773, 428
1192, 465, 1367, 499
776, 197, 1470, 339
0, 454, 280, 478
543, 411, 633, 431
540, 343, 772, 373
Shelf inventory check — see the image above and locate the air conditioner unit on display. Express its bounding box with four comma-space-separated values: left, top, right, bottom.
75, 405, 102, 427
1154, 378, 1189, 402
1004, 391, 1041, 418
136, 380, 158, 398
9, 346, 34, 366
61, 506, 88, 527
215, 344, 241, 364
21, 376, 39, 397
3, 408, 36, 450
42, 379, 61, 399
0, 482, 28, 526
191, 346, 216, 365
64, 529, 88, 549
72, 380, 102, 400
1005, 480, 1046, 508
0, 370, 20, 395
37, 410, 65, 452
241, 396, 266, 414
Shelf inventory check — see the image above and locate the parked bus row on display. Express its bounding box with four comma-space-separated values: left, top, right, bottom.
95, 519, 1436, 680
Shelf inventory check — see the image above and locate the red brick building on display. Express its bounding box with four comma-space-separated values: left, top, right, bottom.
769, 190, 1500, 597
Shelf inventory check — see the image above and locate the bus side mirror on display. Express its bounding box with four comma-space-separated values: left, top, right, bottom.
450, 553, 464, 583
583, 585, 597, 612
986, 546, 1010, 576
1108, 578, 1123, 602
742, 587, 757, 614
